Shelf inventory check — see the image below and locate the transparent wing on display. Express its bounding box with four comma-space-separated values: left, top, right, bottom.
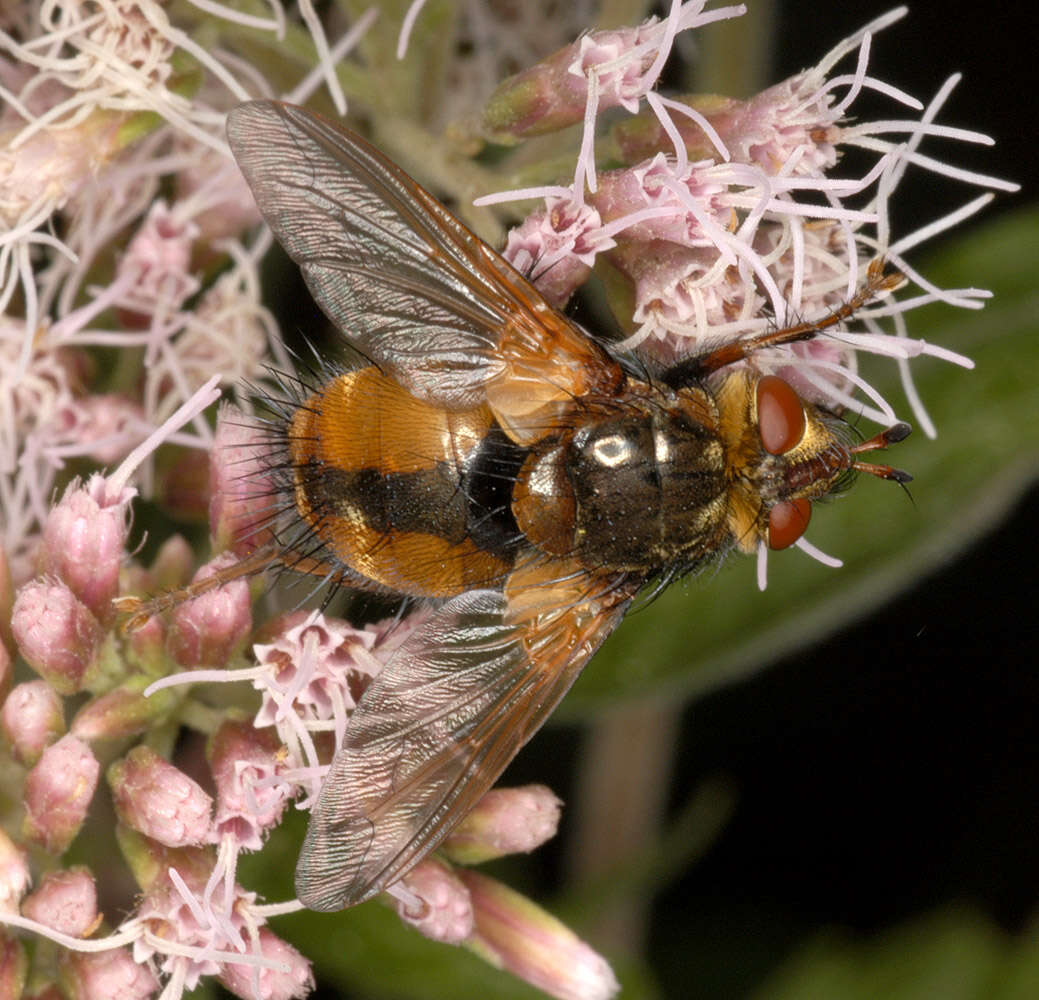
226, 100, 620, 419
295, 566, 637, 911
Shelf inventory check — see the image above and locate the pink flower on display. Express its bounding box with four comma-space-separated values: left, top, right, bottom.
0, 105, 126, 229
442, 785, 562, 865
168, 553, 253, 669
118, 200, 200, 314
461, 870, 618, 1000
707, 78, 841, 177
133, 862, 245, 988
12, 581, 104, 695
1, 680, 65, 765
252, 613, 385, 732
131, 859, 313, 999
217, 927, 314, 1000
248, 610, 432, 807
503, 198, 614, 308
39, 475, 132, 624
0, 829, 31, 913
22, 734, 99, 853
21, 867, 99, 938
590, 155, 730, 248
482, 2, 741, 140
51, 394, 146, 466
601, 240, 757, 363
109, 745, 213, 848
60, 945, 159, 1000
394, 858, 474, 944
208, 720, 292, 851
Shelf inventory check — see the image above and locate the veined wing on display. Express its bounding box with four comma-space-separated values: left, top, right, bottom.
295, 562, 637, 911
226, 101, 621, 436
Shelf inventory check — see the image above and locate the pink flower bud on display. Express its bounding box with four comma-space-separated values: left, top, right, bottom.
482, 45, 590, 141
12, 580, 105, 695
108, 745, 212, 847
461, 870, 619, 1000
442, 785, 561, 865
394, 857, 474, 944
23, 734, 100, 853
208, 720, 290, 850
482, 22, 660, 141
60, 945, 160, 1000
217, 927, 313, 1000
39, 476, 131, 624
21, 866, 99, 937
0, 933, 27, 999
209, 407, 276, 557
71, 677, 176, 743
1, 680, 65, 765
167, 553, 252, 668
0, 829, 31, 912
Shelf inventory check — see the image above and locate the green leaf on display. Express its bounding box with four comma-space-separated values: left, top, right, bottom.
562, 206, 1039, 716
752, 908, 1039, 1000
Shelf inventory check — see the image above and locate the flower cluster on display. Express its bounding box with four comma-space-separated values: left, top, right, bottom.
482, 5, 1013, 407
0, 1, 1015, 999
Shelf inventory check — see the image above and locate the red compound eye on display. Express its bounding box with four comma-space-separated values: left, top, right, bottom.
768, 498, 811, 550
757, 375, 806, 455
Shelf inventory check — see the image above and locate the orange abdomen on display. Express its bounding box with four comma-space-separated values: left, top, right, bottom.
287, 367, 518, 597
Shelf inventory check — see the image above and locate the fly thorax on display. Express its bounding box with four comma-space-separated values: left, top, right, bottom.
513, 397, 730, 572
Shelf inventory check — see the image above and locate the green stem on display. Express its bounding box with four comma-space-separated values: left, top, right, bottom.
564, 700, 680, 956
